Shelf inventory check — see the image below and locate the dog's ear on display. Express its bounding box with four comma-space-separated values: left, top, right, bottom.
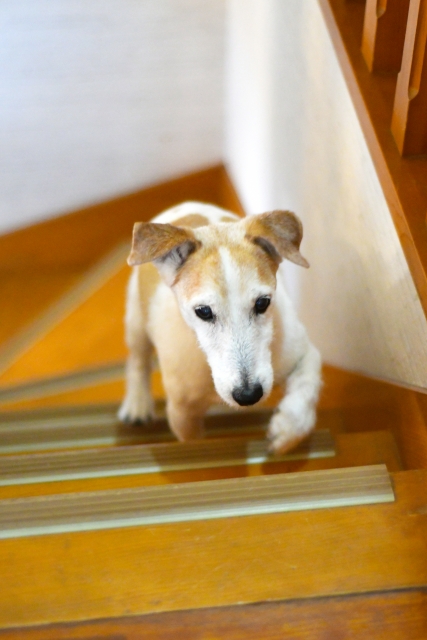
128, 222, 199, 284
245, 210, 309, 268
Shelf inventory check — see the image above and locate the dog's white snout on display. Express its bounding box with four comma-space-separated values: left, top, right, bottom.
232, 381, 263, 406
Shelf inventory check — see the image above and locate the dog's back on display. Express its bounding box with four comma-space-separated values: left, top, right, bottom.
152, 201, 240, 227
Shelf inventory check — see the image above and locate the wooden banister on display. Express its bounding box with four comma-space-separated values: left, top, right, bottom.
391, 0, 427, 154
362, 0, 411, 73
319, 0, 427, 318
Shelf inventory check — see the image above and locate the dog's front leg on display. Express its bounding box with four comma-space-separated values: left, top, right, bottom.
166, 399, 206, 441
268, 342, 322, 454
118, 347, 154, 423
118, 269, 154, 424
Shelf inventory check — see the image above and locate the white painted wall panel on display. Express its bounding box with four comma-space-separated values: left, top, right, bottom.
225, 0, 427, 389
0, 0, 225, 233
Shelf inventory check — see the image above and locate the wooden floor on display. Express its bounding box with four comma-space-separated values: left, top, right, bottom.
0, 166, 427, 637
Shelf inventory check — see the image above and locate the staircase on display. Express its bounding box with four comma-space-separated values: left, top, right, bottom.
0, 168, 427, 638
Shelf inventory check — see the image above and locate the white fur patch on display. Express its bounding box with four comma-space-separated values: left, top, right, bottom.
176, 246, 275, 407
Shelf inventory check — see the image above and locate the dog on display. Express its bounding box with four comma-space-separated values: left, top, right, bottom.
118, 201, 321, 454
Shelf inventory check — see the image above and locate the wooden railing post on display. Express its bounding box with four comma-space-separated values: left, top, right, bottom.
391, 0, 427, 155
362, 0, 411, 73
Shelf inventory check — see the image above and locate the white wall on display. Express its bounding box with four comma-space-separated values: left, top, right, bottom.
4, 0, 427, 389
0, 0, 225, 234
225, 0, 427, 390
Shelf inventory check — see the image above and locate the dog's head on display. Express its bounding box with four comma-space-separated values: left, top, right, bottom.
128, 211, 309, 408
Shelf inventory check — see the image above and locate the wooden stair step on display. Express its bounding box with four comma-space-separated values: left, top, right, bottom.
0, 379, 127, 412
0, 243, 129, 382
0, 363, 125, 407
0, 270, 83, 350
0, 399, 350, 456
1, 468, 426, 628
0, 362, 159, 412
0, 430, 402, 499
2, 590, 426, 640
0, 431, 335, 487
0, 406, 275, 454
0, 465, 393, 540
0, 255, 129, 389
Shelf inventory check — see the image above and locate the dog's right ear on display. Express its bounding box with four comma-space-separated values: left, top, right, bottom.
127, 222, 199, 285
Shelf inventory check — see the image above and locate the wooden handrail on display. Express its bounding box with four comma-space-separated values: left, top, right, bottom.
318, 0, 427, 317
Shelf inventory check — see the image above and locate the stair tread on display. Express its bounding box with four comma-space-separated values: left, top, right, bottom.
0, 270, 83, 350
0, 429, 402, 499
2, 589, 426, 640
0, 244, 129, 386
0, 465, 394, 538
0, 406, 274, 454
0, 431, 335, 485
0, 468, 425, 628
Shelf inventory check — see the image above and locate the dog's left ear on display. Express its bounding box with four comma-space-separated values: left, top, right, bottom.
128, 222, 199, 284
245, 210, 309, 268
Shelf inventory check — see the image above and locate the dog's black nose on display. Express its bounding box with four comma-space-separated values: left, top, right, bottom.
232, 382, 263, 406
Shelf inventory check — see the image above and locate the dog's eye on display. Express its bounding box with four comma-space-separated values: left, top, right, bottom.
255, 296, 271, 315
195, 306, 214, 321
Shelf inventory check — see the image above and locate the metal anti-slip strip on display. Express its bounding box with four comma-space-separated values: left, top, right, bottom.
0, 405, 272, 454
0, 430, 335, 485
0, 363, 125, 405
0, 465, 394, 538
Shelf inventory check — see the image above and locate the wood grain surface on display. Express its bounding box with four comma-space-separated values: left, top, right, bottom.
1, 589, 426, 640
0, 430, 401, 500
362, 0, 410, 73
0, 246, 129, 381
0, 469, 424, 627
392, 0, 427, 155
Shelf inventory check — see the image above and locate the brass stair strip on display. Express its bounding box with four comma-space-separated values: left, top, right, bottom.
0, 430, 335, 485
0, 465, 394, 538
0, 362, 125, 406
0, 405, 272, 453
0, 242, 129, 377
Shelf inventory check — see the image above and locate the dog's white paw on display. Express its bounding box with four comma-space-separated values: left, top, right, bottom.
117, 391, 153, 424
267, 409, 314, 455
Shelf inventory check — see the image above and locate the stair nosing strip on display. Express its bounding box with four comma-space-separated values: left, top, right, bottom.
0, 465, 394, 538
0, 431, 335, 485
0, 362, 125, 405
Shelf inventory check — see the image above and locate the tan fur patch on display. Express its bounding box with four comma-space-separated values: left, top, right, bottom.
173, 246, 223, 298
174, 233, 277, 300
173, 214, 210, 229
227, 241, 278, 288
220, 215, 237, 223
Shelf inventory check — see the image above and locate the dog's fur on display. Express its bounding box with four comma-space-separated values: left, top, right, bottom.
118, 202, 321, 453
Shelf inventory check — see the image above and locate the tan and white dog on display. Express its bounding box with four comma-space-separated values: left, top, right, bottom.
118, 201, 321, 453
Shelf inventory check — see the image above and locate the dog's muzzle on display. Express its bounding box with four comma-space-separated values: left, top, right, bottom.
232, 382, 263, 406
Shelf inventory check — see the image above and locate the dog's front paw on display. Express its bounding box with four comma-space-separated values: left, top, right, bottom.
267, 408, 315, 455
117, 391, 153, 424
